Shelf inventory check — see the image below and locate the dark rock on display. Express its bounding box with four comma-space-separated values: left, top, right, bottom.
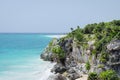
106, 40, 120, 75
51, 63, 66, 74
59, 38, 73, 54
67, 72, 81, 80
41, 52, 54, 61
68, 68, 76, 73
41, 38, 58, 61
47, 73, 67, 80
66, 67, 82, 80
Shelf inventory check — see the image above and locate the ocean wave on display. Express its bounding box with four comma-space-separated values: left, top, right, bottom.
45, 35, 66, 38
0, 62, 55, 80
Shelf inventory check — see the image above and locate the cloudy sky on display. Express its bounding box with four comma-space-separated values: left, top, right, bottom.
0, 0, 120, 33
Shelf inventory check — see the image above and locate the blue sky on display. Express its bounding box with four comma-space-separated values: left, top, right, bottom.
0, 0, 120, 33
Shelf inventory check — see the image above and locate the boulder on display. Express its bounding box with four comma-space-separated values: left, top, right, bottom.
47, 73, 67, 80
107, 40, 120, 51
51, 63, 66, 74
66, 67, 82, 80
67, 72, 81, 80
41, 39, 58, 61
106, 40, 120, 75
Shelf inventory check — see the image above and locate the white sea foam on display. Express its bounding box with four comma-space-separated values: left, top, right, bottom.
0, 59, 55, 80
45, 34, 66, 38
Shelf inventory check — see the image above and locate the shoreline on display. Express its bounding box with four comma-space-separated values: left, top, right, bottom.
40, 20, 120, 80
45, 34, 67, 39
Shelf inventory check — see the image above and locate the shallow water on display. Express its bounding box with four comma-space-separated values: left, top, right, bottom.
0, 33, 54, 80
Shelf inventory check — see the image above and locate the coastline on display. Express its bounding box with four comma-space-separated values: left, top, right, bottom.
41, 34, 89, 80
40, 20, 120, 80
39, 34, 67, 80
45, 34, 66, 39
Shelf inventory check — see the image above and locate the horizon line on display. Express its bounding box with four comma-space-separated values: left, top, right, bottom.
0, 32, 68, 34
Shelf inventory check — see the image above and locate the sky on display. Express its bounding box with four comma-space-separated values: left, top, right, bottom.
0, 0, 120, 33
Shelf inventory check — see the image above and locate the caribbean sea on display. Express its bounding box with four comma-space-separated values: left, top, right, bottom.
0, 33, 56, 80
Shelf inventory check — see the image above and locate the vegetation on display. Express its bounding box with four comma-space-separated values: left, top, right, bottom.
85, 61, 91, 72
97, 64, 104, 68
68, 20, 120, 79
52, 45, 65, 59
99, 52, 109, 63
49, 20, 120, 79
69, 20, 120, 57
99, 70, 119, 80
68, 26, 84, 41
83, 23, 97, 34
88, 70, 119, 80
88, 72, 98, 80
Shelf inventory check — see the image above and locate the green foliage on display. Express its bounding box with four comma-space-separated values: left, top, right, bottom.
98, 64, 104, 68
49, 40, 53, 47
84, 23, 97, 34
100, 52, 108, 63
85, 61, 91, 72
74, 31, 84, 41
88, 72, 98, 80
110, 20, 120, 26
93, 22, 105, 34
69, 26, 84, 41
99, 70, 119, 80
52, 45, 65, 59
92, 49, 97, 55
75, 28, 84, 41
48, 38, 57, 51
91, 20, 120, 57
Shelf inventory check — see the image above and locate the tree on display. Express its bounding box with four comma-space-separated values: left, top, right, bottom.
83, 23, 96, 34
70, 27, 74, 31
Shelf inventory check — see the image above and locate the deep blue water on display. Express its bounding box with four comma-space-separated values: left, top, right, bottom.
0, 33, 53, 80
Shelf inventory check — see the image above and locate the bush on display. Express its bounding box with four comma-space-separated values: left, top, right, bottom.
98, 64, 104, 68
88, 72, 98, 80
52, 45, 65, 59
85, 61, 91, 72
84, 23, 97, 34
100, 52, 108, 63
99, 70, 119, 80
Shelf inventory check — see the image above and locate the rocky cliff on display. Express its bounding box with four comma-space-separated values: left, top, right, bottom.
41, 20, 120, 80
41, 38, 120, 80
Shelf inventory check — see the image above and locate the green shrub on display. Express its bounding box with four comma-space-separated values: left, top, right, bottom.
52, 45, 65, 59
83, 23, 97, 34
98, 64, 104, 68
99, 70, 119, 80
85, 61, 91, 72
88, 72, 98, 80
100, 52, 108, 63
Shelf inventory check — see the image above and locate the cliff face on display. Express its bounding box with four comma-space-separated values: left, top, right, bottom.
41, 38, 58, 61
106, 40, 120, 75
41, 20, 120, 79
41, 37, 120, 80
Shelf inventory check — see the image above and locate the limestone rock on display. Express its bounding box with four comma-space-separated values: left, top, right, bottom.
107, 40, 120, 51
51, 63, 66, 74
47, 73, 67, 80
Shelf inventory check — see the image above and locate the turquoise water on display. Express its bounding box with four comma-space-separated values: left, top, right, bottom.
0, 34, 53, 80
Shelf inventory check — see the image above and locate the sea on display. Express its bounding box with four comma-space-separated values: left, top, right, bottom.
0, 33, 64, 80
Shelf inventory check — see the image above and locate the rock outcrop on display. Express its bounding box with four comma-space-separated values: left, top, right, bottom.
41, 38, 58, 61
47, 73, 67, 80
41, 38, 120, 79
41, 38, 89, 80
106, 40, 120, 75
